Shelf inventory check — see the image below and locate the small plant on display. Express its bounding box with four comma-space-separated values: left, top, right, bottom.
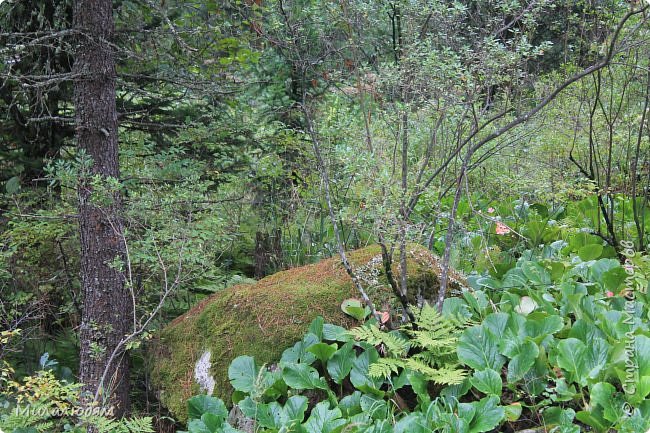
349, 303, 467, 386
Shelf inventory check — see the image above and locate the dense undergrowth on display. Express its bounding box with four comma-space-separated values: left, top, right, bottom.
3, 199, 650, 432
178, 210, 650, 433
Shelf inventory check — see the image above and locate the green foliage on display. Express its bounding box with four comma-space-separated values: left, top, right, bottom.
456, 235, 650, 432
180, 311, 507, 433
350, 304, 467, 386
179, 226, 650, 432
0, 355, 154, 433
3, 0, 650, 429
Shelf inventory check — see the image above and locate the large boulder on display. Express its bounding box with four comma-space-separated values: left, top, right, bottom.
148, 244, 465, 421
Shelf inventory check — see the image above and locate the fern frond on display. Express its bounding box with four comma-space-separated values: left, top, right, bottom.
122, 416, 155, 433
85, 415, 154, 433
368, 358, 405, 379
34, 421, 55, 432
349, 325, 408, 356
411, 349, 455, 366
351, 305, 468, 387
86, 416, 119, 433
1, 409, 43, 429
404, 360, 467, 385
411, 331, 457, 352
410, 304, 464, 332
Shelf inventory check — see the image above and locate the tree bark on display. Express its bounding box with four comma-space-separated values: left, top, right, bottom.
73, 0, 130, 417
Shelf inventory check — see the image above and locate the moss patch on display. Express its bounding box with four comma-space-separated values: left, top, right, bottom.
148, 244, 465, 421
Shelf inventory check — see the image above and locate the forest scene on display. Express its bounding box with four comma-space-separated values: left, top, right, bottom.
2, 0, 650, 432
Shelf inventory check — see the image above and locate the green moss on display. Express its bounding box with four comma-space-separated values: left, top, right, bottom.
148, 244, 465, 421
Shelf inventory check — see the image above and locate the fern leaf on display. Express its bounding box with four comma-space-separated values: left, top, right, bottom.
404, 360, 467, 385
368, 358, 404, 379
349, 324, 408, 356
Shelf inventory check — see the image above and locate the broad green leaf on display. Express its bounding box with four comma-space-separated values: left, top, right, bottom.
360, 394, 389, 420
283, 395, 309, 423
597, 311, 627, 340
462, 290, 489, 314
470, 368, 502, 396
458, 325, 505, 371
350, 346, 383, 392
590, 382, 623, 423
521, 261, 551, 286
327, 342, 354, 384
555, 338, 587, 384
583, 338, 610, 380
502, 268, 527, 289
187, 395, 228, 420
634, 376, 650, 402
228, 355, 259, 393
303, 401, 346, 433
482, 313, 509, 340
282, 363, 328, 390
542, 407, 579, 432
542, 406, 572, 425
578, 244, 603, 261
569, 232, 600, 249
469, 396, 505, 433
475, 276, 501, 290
636, 335, 650, 377
602, 266, 627, 291
260, 368, 286, 400
524, 315, 564, 339
589, 259, 621, 283
507, 340, 539, 382
201, 412, 224, 432
394, 413, 427, 433
280, 334, 318, 365
238, 397, 278, 429
308, 316, 324, 340
187, 419, 211, 433
5, 176, 20, 194
439, 379, 472, 401
341, 299, 367, 321
521, 357, 549, 396
338, 391, 362, 417
504, 403, 522, 421
575, 410, 608, 432
568, 319, 605, 343
549, 261, 565, 281
220, 423, 245, 433
457, 401, 476, 423
323, 324, 352, 342
443, 297, 473, 320
307, 342, 337, 363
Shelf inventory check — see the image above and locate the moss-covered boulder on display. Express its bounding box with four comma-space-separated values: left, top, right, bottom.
149, 244, 465, 421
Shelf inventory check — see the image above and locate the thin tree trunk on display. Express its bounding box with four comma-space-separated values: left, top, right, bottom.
74, 0, 130, 417
632, 58, 650, 251
399, 111, 410, 310
436, 147, 473, 311
300, 102, 381, 322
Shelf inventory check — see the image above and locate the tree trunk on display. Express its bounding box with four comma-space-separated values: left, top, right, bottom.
73, 0, 130, 417
254, 231, 269, 279
254, 229, 284, 278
